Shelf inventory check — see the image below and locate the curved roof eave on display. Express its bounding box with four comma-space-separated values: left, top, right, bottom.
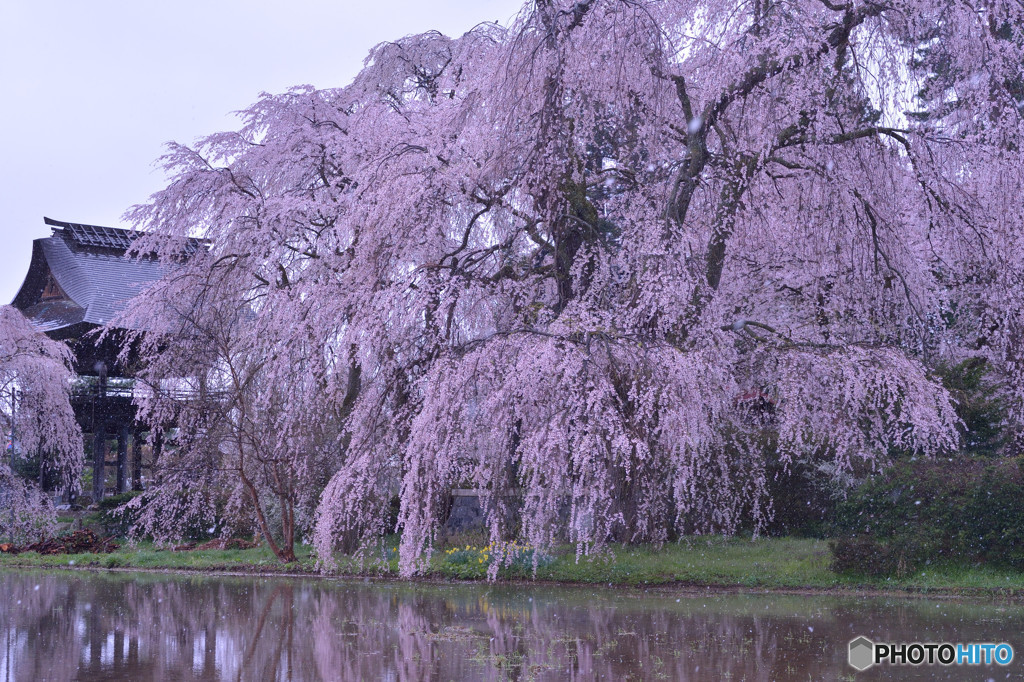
40, 237, 95, 309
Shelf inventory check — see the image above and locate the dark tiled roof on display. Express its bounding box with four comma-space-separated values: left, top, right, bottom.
19, 299, 87, 333
44, 216, 139, 251
43, 235, 164, 325
43, 216, 204, 255
13, 218, 169, 333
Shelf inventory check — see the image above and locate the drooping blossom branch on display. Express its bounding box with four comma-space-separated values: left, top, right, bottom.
120, 0, 1023, 573
0, 306, 83, 542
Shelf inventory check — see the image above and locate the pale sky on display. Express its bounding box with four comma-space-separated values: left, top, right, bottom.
0, 0, 525, 303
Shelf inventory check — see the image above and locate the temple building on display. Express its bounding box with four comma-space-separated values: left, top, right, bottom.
11, 217, 166, 502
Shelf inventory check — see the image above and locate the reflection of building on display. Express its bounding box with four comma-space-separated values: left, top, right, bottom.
11, 217, 166, 502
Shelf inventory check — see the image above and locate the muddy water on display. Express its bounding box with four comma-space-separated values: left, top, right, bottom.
1, 569, 1021, 680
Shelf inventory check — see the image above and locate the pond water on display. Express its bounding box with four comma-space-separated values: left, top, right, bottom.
1, 569, 1022, 681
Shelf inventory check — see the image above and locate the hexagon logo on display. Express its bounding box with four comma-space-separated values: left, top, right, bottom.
849, 636, 875, 671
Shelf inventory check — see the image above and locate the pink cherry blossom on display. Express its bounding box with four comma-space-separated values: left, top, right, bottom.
119, 0, 1024, 573
0, 306, 83, 542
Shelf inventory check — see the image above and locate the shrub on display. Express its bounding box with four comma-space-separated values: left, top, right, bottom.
830, 457, 1024, 575
95, 491, 143, 538
828, 537, 920, 578
960, 458, 1024, 569
765, 458, 843, 538
937, 358, 1007, 457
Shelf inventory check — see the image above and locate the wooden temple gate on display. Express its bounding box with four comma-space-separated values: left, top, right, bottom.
12, 217, 180, 503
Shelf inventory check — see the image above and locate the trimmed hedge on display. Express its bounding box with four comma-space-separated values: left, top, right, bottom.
830, 457, 1024, 576
95, 491, 144, 537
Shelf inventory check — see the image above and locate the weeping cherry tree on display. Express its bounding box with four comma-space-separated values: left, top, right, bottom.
0, 306, 83, 543
124, 0, 1024, 573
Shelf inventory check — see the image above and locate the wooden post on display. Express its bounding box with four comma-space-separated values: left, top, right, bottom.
131, 430, 143, 491
116, 424, 129, 494
92, 423, 105, 502
153, 431, 163, 484
92, 362, 108, 503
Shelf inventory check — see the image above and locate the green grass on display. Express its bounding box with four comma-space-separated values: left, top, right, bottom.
524, 537, 1024, 595
0, 541, 317, 573
533, 537, 832, 587
4, 535, 1024, 596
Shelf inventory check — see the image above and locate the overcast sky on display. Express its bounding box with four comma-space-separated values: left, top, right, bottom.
0, 0, 524, 303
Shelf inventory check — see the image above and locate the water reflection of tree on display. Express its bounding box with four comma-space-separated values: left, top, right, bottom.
3, 573, 1023, 681
0, 575, 77, 682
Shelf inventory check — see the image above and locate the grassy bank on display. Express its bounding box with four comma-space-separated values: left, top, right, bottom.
3, 535, 1024, 596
